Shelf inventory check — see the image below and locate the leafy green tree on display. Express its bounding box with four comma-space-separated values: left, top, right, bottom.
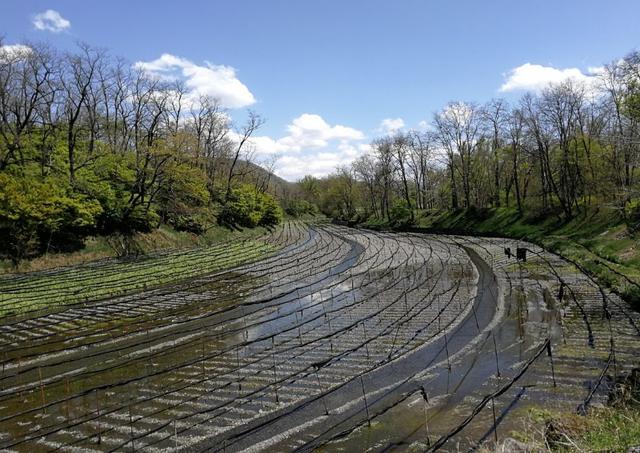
0, 173, 102, 264
285, 200, 319, 217
218, 185, 282, 228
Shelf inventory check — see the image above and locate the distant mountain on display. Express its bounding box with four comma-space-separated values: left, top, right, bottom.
232, 160, 300, 202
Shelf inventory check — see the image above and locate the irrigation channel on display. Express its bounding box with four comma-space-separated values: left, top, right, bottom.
0, 221, 639, 452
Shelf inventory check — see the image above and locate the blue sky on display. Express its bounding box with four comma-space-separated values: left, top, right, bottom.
2, 0, 640, 180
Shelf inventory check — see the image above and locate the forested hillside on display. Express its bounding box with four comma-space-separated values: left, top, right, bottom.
306, 50, 640, 229
0, 41, 290, 265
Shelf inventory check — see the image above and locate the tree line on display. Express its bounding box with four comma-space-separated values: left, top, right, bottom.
304, 50, 640, 227
0, 40, 284, 264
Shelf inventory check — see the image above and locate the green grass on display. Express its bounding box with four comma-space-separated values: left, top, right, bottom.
575, 406, 640, 451
517, 405, 640, 452
0, 224, 273, 274
0, 235, 277, 317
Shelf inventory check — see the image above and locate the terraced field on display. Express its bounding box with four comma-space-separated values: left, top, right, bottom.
0, 222, 638, 451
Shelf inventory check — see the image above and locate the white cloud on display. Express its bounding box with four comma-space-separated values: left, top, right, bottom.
237, 113, 367, 181
247, 113, 365, 156
379, 117, 405, 135
417, 120, 430, 130
134, 53, 255, 109
276, 154, 341, 180
280, 113, 364, 150
0, 44, 32, 61
276, 145, 370, 180
588, 66, 606, 76
240, 134, 291, 155
499, 63, 602, 92
33, 10, 71, 33
274, 141, 372, 181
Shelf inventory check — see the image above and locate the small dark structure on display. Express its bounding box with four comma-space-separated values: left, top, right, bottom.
516, 247, 527, 262
504, 247, 511, 258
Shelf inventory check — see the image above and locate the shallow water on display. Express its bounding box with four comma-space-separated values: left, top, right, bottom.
0, 227, 637, 452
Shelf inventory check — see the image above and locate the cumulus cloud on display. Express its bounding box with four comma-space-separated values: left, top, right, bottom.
247, 113, 365, 156
418, 120, 430, 130
379, 117, 405, 135
237, 113, 367, 181
0, 44, 32, 61
134, 53, 255, 109
276, 143, 372, 181
500, 63, 603, 92
276, 154, 345, 180
279, 114, 364, 150
33, 10, 71, 33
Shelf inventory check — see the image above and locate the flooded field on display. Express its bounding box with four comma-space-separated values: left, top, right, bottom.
0, 222, 639, 452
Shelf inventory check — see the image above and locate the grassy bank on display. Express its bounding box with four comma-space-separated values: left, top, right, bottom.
0, 223, 272, 274
0, 223, 280, 316
505, 370, 640, 452
0, 230, 277, 316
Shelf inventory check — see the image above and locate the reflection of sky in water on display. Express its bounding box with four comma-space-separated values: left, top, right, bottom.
321, 260, 569, 453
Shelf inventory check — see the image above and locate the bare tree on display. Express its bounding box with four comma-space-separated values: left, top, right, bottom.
225, 110, 264, 202
372, 137, 394, 219
406, 130, 433, 210
353, 154, 380, 218
391, 132, 414, 220
60, 43, 105, 184
0, 42, 58, 171
482, 99, 508, 207
434, 102, 483, 208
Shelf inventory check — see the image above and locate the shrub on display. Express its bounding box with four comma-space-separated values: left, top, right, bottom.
259, 195, 284, 226
622, 285, 640, 311
171, 214, 205, 234
285, 200, 319, 217
389, 199, 414, 227
218, 185, 283, 228
123, 206, 160, 233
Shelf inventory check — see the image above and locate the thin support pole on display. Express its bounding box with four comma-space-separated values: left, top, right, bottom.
547, 340, 557, 387
360, 376, 371, 427
95, 389, 102, 445
38, 367, 46, 413
492, 332, 501, 377
491, 397, 499, 444
129, 404, 136, 452
315, 370, 329, 415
